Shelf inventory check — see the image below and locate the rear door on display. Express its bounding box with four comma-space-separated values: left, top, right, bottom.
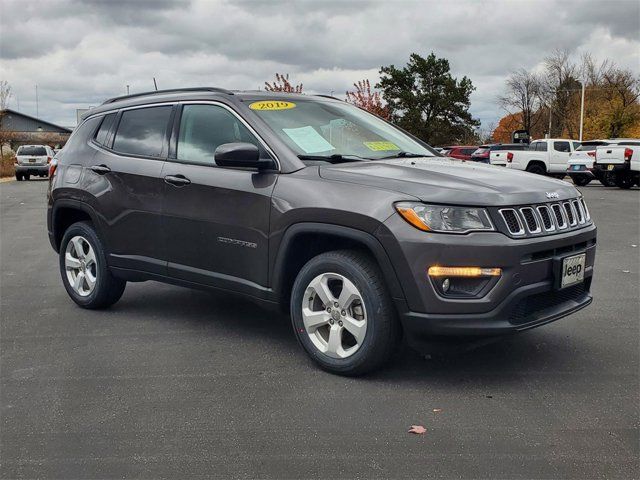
160, 102, 278, 295
551, 140, 571, 172
87, 105, 174, 274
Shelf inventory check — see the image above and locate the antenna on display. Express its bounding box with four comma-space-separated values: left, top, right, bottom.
153, 78, 158, 91
35, 84, 39, 118
126, 85, 130, 95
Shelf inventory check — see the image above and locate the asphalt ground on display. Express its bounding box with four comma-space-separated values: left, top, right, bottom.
1, 178, 638, 479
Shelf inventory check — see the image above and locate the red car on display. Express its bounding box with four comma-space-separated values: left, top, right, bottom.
442, 146, 478, 161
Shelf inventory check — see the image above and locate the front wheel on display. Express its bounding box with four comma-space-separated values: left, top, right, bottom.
290, 250, 401, 376
59, 221, 126, 309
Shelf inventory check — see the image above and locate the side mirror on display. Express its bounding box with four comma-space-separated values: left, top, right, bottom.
214, 142, 274, 170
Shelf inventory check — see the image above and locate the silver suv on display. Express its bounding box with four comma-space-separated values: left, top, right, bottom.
15, 144, 54, 181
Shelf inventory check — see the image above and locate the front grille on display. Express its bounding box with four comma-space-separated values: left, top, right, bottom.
520, 207, 540, 233
563, 202, 576, 226
500, 209, 524, 235
497, 197, 591, 238
509, 283, 588, 325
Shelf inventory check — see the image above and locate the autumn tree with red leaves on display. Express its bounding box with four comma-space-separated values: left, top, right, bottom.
264, 73, 303, 93
345, 79, 390, 119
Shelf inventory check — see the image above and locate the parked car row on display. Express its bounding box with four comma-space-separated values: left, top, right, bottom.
441, 144, 528, 163
567, 139, 640, 189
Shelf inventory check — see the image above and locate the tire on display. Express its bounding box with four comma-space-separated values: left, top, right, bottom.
59, 221, 126, 309
24, 174, 30, 181
615, 173, 634, 190
599, 172, 616, 187
572, 175, 592, 187
15, 173, 22, 181
526, 163, 546, 175
290, 250, 401, 376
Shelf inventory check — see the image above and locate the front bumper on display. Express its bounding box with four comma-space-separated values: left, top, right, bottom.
16, 164, 49, 175
377, 214, 596, 351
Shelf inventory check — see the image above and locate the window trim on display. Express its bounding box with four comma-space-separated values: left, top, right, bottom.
91, 112, 118, 148
166, 101, 280, 171
553, 141, 570, 153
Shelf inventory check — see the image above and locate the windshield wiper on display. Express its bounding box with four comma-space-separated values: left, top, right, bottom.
297, 154, 372, 163
378, 151, 426, 159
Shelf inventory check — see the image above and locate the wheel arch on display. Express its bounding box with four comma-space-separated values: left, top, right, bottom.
526, 159, 547, 172
271, 223, 405, 309
50, 200, 103, 252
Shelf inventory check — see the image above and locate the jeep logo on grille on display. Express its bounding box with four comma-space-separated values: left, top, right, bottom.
545, 192, 559, 199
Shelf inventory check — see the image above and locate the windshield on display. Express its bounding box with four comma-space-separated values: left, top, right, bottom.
17, 146, 47, 156
248, 99, 435, 161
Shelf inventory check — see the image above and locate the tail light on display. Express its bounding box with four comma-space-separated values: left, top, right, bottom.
506, 152, 513, 162
587, 151, 596, 157
49, 159, 58, 178
624, 148, 633, 162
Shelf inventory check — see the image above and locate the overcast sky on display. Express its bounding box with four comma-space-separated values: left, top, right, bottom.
1, 0, 638, 129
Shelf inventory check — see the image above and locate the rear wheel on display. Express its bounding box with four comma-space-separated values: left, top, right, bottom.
24, 174, 30, 181
290, 250, 401, 376
615, 173, 634, 189
572, 175, 592, 187
59, 221, 126, 309
15, 173, 22, 181
599, 172, 616, 187
526, 163, 546, 175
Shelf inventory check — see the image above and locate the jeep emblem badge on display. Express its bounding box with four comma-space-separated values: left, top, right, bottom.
546, 192, 559, 199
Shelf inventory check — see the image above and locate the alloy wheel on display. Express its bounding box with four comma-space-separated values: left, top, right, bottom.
301, 273, 367, 359
65, 236, 98, 297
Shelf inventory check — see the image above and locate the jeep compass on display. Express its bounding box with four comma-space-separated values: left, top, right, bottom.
48, 88, 596, 375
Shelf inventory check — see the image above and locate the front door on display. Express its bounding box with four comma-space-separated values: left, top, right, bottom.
161, 103, 277, 296
551, 140, 571, 172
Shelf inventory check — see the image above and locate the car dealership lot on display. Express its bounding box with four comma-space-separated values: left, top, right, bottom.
1, 180, 638, 479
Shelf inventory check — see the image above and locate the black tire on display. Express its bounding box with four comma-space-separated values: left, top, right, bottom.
526, 163, 546, 175
15, 173, 22, 181
599, 172, 616, 187
290, 250, 401, 376
572, 175, 592, 187
24, 174, 30, 181
615, 173, 634, 189
59, 221, 126, 309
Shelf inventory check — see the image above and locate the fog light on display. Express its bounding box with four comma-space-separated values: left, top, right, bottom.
428, 266, 502, 277
442, 278, 450, 292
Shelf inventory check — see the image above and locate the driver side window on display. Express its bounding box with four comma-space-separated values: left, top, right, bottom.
177, 104, 268, 165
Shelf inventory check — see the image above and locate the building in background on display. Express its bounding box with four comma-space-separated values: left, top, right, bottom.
0, 109, 72, 150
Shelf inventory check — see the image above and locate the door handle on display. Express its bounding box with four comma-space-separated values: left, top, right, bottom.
164, 174, 191, 187
89, 164, 111, 174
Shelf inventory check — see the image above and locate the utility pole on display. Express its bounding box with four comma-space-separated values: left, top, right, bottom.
579, 80, 586, 141
35, 84, 39, 118
547, 104, 552, 139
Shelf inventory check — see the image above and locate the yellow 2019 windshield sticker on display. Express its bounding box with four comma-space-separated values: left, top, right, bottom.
249, 100, 296, 111
364, 141, 400, 151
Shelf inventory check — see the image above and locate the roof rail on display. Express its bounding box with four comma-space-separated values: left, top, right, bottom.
102, 87, 234, 105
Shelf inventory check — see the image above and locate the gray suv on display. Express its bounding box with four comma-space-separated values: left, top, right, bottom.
47, 88, 596, 375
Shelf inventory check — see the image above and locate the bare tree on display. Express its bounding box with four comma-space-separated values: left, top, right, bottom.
0, 81, 14, 160
541, 49, 581, 137
499, 69, 543, 135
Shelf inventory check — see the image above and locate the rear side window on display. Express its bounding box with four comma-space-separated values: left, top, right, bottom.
533, 142, 548, 152
577, 142, 607, 151
176, 104, 266, 165
17, 146, 47, 156
572, 142, 580, 150
462, 148, 476, 155
112, 106, 173, 157
94, 113, 116, 146
554, 141, 570, 152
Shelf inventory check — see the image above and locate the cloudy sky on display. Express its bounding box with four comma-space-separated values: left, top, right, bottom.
1, 0, 638, 129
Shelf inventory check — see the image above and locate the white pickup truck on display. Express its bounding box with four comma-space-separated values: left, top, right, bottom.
504, 138, 580, 176
593, 140, 640, 189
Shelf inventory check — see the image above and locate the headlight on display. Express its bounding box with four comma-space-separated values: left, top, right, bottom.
395, 202, 494, 233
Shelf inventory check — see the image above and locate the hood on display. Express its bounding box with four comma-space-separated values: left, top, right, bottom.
319, 157, 578, 206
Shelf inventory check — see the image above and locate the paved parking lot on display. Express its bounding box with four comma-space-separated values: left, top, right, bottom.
1, 179, 638, 479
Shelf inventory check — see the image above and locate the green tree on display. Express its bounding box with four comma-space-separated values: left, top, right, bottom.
376, 53, 479, 145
